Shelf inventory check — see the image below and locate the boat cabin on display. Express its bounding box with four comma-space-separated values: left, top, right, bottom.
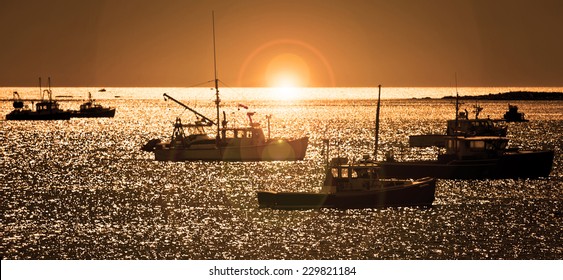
220, 122, 266, 144
79, 101, 105, 111
322, 157, 383, 192
443, 136, 509, 160
35, 100, 61, 112
165, 117, 269, 149
446, 119, 506, 136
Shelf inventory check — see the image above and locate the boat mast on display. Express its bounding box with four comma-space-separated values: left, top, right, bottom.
374, 85, 381, 159
48, 77, 52, 102
454, 73, 459, 135
39, 77, 42, 100
266, 114, 271, 140
212, 11, 220, 141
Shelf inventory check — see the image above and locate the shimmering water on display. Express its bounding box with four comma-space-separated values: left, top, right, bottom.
1, 88, 562, 259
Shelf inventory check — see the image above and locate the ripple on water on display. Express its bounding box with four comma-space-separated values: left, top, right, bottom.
1, 96, 562, 259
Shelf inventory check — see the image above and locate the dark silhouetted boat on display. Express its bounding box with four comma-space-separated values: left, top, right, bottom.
388, 95, 550, 179
503, 104, 528, 122
71, 92, 116, 118
257, 157, 436, 209
409, 93, 506, 148
5, 78, 71, 121
381, 136, 554, 179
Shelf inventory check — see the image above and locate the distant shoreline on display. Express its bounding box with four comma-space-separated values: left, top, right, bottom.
441, 91, 563, 100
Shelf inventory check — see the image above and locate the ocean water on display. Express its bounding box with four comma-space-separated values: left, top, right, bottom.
1, 87, 562, 259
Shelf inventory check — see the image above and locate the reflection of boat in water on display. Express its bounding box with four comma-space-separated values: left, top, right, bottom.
141, 14, 308, 161
381, 136, 554, 179
71, 92, 116, 118
5, 78, 71, 121
503, 104, 528, 122
257, 86, 435, 209
142, 94, 308, 161
258, 157, 436, 209
409, 93, 506, 147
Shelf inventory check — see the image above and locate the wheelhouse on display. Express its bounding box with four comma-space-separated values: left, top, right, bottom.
444, 136, 509, 159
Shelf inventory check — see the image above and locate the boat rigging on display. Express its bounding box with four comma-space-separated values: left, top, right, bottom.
163, 93, 216, 126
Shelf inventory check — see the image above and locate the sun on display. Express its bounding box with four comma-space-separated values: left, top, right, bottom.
271, 71, 300, 88
237, 39, 336, 87
265, 53, 310, 87
265, 53, 310, 99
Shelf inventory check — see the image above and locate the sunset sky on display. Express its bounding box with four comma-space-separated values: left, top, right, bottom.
1, 0, 562, 87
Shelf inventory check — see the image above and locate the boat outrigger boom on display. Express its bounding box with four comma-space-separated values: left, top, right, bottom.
163, 93, 216, 126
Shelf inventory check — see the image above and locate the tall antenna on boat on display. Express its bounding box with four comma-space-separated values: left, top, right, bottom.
212, 11, 220, 141
454, 72, 460, 136
39, 77, 42, 100
374, 85, 381, 159
48, 77, 52, 102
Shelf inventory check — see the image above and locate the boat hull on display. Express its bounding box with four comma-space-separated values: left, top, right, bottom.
5, 110, 71, 120
257, 177, 436, 209
495, 150, 554, 178
379, 150, 554, 179
71, 108, 116, 118
153, 137, 309, 161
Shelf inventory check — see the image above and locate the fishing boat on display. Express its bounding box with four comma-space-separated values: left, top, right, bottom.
257, 85, 436, 209
71, 92, 116, 118
141, 13, 308, 161
257, 157, 436, 209
386, 88, 551, 179
409, 93, 506, 148
5, 78, 71, 121
503, 104, 528, 122
142, 94, 308, 161
380, 136, 554, 179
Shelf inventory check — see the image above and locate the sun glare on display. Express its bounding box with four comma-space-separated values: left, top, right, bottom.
272, 84, 302, 100
265, 53, 310, 99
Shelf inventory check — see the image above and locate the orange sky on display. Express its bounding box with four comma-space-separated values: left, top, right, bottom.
1, 0, 562, 87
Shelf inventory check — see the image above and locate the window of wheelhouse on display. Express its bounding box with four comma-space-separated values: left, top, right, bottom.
331, 167, 358, 179
486, 139, 508, 151
446, 138, 459, 152
224, 129, 250, 139
469, 140, 485, 150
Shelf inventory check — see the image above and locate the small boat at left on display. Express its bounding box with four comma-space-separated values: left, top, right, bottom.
5, 78, 71, 121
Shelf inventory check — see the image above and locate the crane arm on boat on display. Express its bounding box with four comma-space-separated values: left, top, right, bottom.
163, 93, 216, 126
